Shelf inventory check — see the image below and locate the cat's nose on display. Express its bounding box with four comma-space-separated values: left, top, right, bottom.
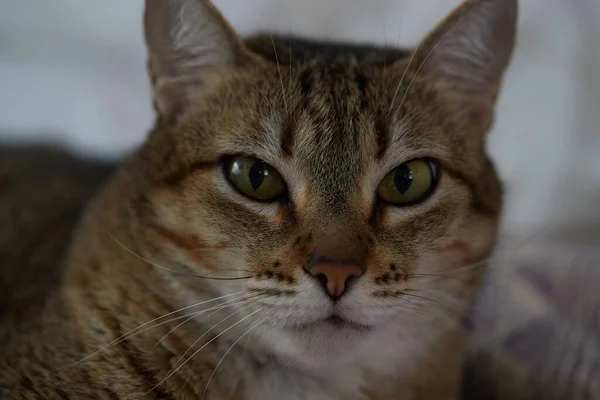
304, 256, 365, 301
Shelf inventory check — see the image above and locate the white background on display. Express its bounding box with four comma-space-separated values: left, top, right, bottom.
1, 0, 599, 235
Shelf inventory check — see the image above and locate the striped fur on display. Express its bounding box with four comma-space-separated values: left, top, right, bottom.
0, 0, 516, 398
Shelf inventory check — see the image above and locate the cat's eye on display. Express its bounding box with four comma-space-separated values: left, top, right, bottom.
224, 155, 286, 201
377, 159, 438, 205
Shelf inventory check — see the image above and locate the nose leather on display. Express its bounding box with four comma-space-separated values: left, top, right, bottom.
306, 260, 364, 300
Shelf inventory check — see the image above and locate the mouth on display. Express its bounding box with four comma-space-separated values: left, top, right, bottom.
310, 314, 372, 332
277, 312, 375, 363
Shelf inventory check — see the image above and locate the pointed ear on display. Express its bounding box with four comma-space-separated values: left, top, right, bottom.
414, 0, 517, 99
144, 0, 256, 116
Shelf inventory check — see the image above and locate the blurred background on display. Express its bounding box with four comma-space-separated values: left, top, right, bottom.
0, 0, 599, 237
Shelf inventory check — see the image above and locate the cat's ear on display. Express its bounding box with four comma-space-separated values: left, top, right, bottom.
413, 0, 517, 99
144, 0, 258, 116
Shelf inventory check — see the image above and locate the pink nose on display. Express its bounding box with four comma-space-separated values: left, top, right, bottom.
306, 261, 364, 300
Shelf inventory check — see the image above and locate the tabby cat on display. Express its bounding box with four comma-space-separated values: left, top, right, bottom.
0, 0, 517, 398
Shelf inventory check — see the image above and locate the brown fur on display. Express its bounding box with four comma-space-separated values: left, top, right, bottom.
0, 0, 517, 398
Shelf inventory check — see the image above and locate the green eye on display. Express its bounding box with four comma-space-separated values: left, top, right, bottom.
377, 159, 438, 205
225, 155, 286, 201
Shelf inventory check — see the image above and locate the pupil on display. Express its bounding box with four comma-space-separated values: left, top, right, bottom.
394, 164, 413, 194
248, 162, 266, 190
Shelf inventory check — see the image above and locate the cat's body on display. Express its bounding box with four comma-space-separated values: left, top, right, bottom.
0, 0, 517, 399
0, 146, 115, 398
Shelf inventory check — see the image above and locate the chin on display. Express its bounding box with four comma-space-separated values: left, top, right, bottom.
271, 317, 375, 369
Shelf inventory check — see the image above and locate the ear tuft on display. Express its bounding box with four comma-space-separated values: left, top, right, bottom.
144, 0, 252, 115
415, 0, 518, 97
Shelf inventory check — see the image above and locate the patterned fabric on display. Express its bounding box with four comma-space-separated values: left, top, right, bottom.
464, 237, 600, 399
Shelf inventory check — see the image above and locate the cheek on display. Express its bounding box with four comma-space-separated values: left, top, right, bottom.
403, 211, 500, 308
149, 184, 313, 297
377, 190, 464, 252
362, 203, 498, 296
152, 172, 288, 241
367, 251, 418, 291
434, 209, 501, 267
247, 232, 314, 285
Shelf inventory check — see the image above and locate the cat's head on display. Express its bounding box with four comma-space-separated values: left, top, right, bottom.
136, 0, 516, 368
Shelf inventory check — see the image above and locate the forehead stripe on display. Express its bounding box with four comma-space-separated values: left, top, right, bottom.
280, 113, 296, 157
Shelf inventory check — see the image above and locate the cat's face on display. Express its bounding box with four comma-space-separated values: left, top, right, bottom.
138, 0, 515, 368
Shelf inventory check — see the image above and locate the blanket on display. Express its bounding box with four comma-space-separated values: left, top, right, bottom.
465, 236, 600, 399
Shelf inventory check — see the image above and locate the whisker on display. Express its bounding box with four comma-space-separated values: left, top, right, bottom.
409, 286, 502, 324
167, 298, 268, 375
409, 270, 506, 293
109, 234, 253, 280
381, 13, 404, 99
390, 6, 479, 118
242, 314, 262, 358
413, 254, 526, 294
402, 290, 463, 319
148, 307, 266, 395
419, 258, 490, 276
288, 17, 293, 99
387, 45, 419, 117
151, 293, 264, 350
407, 273, 477, 285
205, 268, 255, 275
378, 6, 388, 87
395, 26, 458, 114
60, 291, 246, 369
202, 311, 270, 399
394, 298, 452, 327
270, 34, 289, 115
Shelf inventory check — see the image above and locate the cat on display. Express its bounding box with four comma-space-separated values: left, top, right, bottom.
0, 0, 516, 398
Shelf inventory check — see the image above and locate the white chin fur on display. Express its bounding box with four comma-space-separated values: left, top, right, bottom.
280, 324, 373, 369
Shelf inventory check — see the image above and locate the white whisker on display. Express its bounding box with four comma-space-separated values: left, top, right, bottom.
167, 299, 266, 376
395, 27, 456, 114
148, 307, 266, 395
152, 293, 264, 350
387, 46, 419, 117
202, 311, 270, 399
402, 290, 463, 319
109, 234, 252, 280
270, 34, 289, 115
61, 291, 246, 369
419, 258, 490, 276
394, 299, 452, 327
